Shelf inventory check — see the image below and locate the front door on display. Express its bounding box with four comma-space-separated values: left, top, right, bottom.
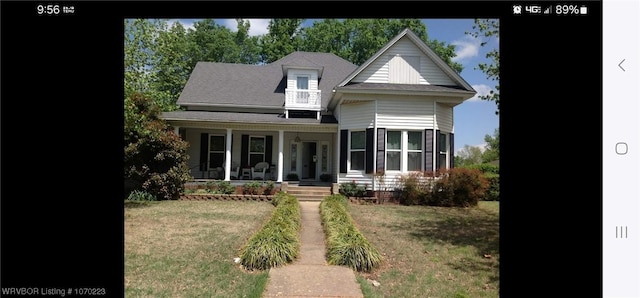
302, 142, 317, 180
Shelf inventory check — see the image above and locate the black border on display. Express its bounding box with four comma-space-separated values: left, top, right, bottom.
1, 1, 603, 297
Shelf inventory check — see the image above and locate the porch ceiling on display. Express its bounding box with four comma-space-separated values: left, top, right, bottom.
162, 111, 338, 132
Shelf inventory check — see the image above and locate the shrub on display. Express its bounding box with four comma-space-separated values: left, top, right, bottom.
320, 173, 332, 182
124, 93, 191, 200
216, 180, 236, 194
264, 181, 276, 195
320, 194, 382, 272
339, 181, 367, 198
243, 181, 264, 195
483, 173, 500, 201
397, 172, 433, 205
431, 168, 489, 207
127, 190, 157, 201
239, 192, 301, 270
286, 172, 299, 181
464, 163, 499, 175
461, 164, 500, 201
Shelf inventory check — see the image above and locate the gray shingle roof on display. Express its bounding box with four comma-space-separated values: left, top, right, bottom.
177, 52, 357, 109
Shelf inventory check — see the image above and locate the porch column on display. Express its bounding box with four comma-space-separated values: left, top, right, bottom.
225, 128, 232, 181
277, 130, 284, 182
173, 126, 180, 135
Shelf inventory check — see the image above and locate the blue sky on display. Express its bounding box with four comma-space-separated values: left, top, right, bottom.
170, 19, 499, 154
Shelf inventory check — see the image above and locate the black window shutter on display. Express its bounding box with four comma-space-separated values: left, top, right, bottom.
376, 128, 385, 173
366, 128, 374, 174
339, 130, 348, 173
449, 133, 454, 169
265, 135, 273, 164
435, 130, 441, 170
424, 129, 433, 173
200, 133, 208, 171
241, 134, 249, 168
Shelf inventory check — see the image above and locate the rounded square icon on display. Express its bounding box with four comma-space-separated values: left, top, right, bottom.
615, 142, 628, 155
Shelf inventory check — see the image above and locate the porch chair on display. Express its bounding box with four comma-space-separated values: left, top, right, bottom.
230, 164, 241, 180
251, 162, 269, 180
208, 167, 223, 179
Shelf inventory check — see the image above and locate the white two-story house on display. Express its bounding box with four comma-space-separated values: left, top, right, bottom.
161, 28, 476, 190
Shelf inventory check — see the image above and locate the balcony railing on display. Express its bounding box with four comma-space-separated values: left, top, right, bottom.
284, 89, 321, 110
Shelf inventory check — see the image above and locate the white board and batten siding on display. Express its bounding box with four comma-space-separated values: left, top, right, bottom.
351, 37, 456, 86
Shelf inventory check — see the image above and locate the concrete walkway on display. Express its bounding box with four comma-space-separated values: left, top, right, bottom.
262, 201, 364, 298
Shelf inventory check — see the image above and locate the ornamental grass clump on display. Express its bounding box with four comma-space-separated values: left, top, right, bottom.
320, 194, 382, 272
239, 192, 301, 270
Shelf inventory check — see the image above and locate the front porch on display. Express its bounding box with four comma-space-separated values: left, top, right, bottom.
172, 121, 338, 184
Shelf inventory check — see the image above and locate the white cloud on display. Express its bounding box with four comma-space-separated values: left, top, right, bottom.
166, 19, 270, 36
167, 19, 195, 31
451, 35, 481, 62
468, 84, 494, 102
222, 19, 270, 36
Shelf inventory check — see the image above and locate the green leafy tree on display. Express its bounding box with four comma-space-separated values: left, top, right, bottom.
456, 145, 484, 166
124, 92, 191, 200
300, 19, 463, 72
481, 128, 500, 163
466, 19, 500, 114
261, 18, 305, 63
234, 19, 262, 64
154, 20, 193, 111
124, 19, 168, 106
188, 19, 236, 63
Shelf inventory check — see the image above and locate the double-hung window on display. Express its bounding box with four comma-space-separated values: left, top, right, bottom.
407, 131, 422, 171
209, 135, 225, 169
385, 130, 423, 172
350, 131, 365, 170
249, 136, 265, 166
437, 132, 448, 170
386, 131, 401, 171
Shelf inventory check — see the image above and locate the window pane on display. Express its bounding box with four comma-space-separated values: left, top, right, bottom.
351, 131, 365, 149
297, 77, 308, 89
250, 137, 265, 153
438, 153, 447, 170
210, 136, 225, 151
290, 144, 297, 171
387, 131, 401, 150
387, 151, 400, 171
321, 144, 328, 172
439, 133, 447, 152
209, 153, 224, 168
408, 131, 422, 150
408, 152, 421, 171
250, 154, 264, 166
351, 151, 365, 170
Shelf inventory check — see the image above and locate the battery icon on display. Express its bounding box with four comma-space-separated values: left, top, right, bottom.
580, 6, 588, 14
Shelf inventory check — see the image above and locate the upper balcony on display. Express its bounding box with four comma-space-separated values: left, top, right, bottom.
284, 89, 321, 111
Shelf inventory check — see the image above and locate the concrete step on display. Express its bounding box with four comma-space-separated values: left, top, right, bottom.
295, 194, 329, 201
287, 186, 332, 201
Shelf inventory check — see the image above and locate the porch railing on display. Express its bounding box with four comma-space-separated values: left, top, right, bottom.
284, 89, 321, 110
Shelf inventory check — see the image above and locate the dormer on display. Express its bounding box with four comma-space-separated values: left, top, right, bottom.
282, 62, 324, 119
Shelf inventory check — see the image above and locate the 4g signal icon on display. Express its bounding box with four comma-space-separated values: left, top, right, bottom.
525, 5, 542, 14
